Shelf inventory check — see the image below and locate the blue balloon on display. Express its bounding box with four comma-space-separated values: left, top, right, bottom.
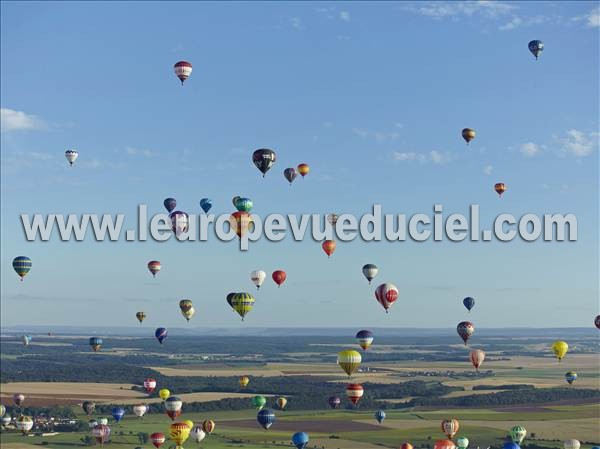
463, 296, 475, 312
200, 198, 212, 214
503, 443, 521, 449
374, 409, 386, 423
528, 40, 544, 60
155, 327, 168, 344
163, 198, 177, 213
257, 409, 276, 430
292, 432, 309, 449
112, 407, 125, 423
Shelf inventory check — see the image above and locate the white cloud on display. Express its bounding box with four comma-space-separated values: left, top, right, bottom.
125, 146, 156, 157
572, 7, 600, 28
1, 108, 47, 132
340, 11, 351, 22
520, 142, 541, 157
393, 150, 453, 164
499, 16, 522, 30
289, 17, 303, 30
559, 129, 598, 157
353, 127, 400, 142
483, 165, 493, 175
407, 1, 516, 19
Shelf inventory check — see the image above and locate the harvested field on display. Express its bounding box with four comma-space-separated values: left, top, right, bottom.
220, 418, 384, 432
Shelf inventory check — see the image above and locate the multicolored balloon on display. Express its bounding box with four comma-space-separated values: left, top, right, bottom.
441, 418, 459, 439
226, 292, 236, 308
179, 299, 195, 322
0, 404, 5, 418
284, 168, 297, 185
155, 327, 168, 344
252, 148, 276, 177
191, 425, 206, 443
251, 270, 266, 289
136, 312, 146, 323
97, 417, 109, 426
457, 322, 474, 345
13, 393, 25, 406
565, 371, 577, 385
144, 378, 157, 394
22, 335, 31, 346
173, 61, 192, 85
355, 330, 374, 350
151, 432, 166, 448
345, 383, 364, 406
12, 256, 32, 281
528, 40, 544, 60
277, 397, 288, 410
169, 422, 191, 447
362, 264, 378, 285
89, 337, 103, 352
65, 149, 79, 166
257, 409, 276, 430
163, 198, 177, 213
469, 349, 485, 371
202, 419, 215, 434
462, 128, 475, 144
297, 163, 310, 178
337, 350, 362, 376
400, 443, 414, 449
230, 292, 256, 321
170, 211, 189, 236
88, 419, 98, 429
92, 424, 111, 445
230, 211, 253, 238
495, 183, 507, 197
456, 437, 469, 449
375, 283, 399, 313
322, 240, 336, 257
147, 261, 161, 278
552, 340, 568, 362
594, 315, 600, 329
82, 401, 95, 416
374, 410, 386, 423
328, 396, 341, 409
199, 198, 212, 213
165, 396, 183, 420
272, 270, 287, 287
234, 197, 253, 213
292, 432, 309, 449
463, 296, 475, 312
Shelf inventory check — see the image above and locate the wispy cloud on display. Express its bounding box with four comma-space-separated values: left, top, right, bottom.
519, 142, 542, 157
289, 17, 303, 30
393, 150, 454, 165
498, 16, 522, 30
340, 11, 351, 22
558, 129, 598, 157
353, 127, 400, 143
572, 7, 600, 28
483, 164, 493, 175
404, 1, 516, 20
1, 108, 47, 132
125, 146, 157, 158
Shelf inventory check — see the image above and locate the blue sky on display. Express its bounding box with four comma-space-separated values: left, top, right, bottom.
1, 1, 598, 329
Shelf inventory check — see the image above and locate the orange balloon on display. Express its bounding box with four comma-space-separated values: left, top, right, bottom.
400, 443, 414, 449
322, 240, 336, 257
229, 211, 253, 238
297, 163, 310, 177
494, 183, 506, 197
435, 440, 456, 449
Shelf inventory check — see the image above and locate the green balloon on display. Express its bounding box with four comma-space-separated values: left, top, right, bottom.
251, 395, 266, 410
456, 437, 469, 449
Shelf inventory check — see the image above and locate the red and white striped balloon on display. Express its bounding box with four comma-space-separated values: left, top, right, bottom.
173, 61, 192, 85
374, 283, 398, 313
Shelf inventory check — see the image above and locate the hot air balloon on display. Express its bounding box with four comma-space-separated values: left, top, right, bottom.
374, 410, 386, 424
284, 168, 297, 185
456, 438, 469, 449
251, 270, 266, 289
565, 371, 577, 385
528, 40, 544, 60
164, 198, 177, 214
355, 329, 374, 350
148, 261, 161, 278
272, 270, 286, 287
191, 425, 206, 443
89, 337, 103, 352
328, 396, 341, 409
183, 420, 194, 430
435, 440, 456, 449
503, 443, 521, 449
1, 415, 11, 427
65, 149, 79, 166
462, 128, 476, 144
165, 396, 183, 420
362, 264, 378, 285
441, 418, 460, 439
82, 401, 96, 416
22, 335, 31, 346
322, 240, 336, 257
136, 312, 147, 323
252, 395, 266, 410
111, 407, 125, 423
169, 422, 191, 448
337, 350, 362, 376
232, 196, 241, 207
174, 61, 192, 85
144, 378, 157, 394
202, 419, 215, 434
463, 296, 475, 312
252, 149, 276, 177
13, 393, 25, 407
0, 404, 5, 418
14, 416, 30, 434
151, 432, 166, 448
199, 198, 212, 214
595, 315, 600, 329
170, 211, 189, 236
88, 419, 98, 429
230, 211, 253, 238
327, 214, 339, 226
226, 292, 236, 308
400, 443, 414, 449
292, 432, 309, 449
495, 183, 507, 197
179, 299, 195, 322
155, 328, 168, 344
12, 256, 32, 281
234, 197, 253, 213
97, 417, 109, 426
375, 283, 399, 313
133, 404, 148, 418
277, 397, 288, 410
257, 409, 276, 430
159, 388, 170, 401
239, 376, 250, 388
345, 383, 364, 406
552, 340, 568, 362
470, 349, 485, 371
564, 440, 580, 449
457, 321, 474, 345
92, 424, 111, 445
297, 163, 310, 178
230, 292, 255, 321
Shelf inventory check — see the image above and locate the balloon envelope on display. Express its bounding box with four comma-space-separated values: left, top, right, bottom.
292, 432, 309, 449
463, 296, 475, 311
199, 198, 212, 213
12, 256, 32, 281
257, 409, 276, 429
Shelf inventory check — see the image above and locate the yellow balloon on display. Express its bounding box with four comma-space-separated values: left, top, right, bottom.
159, 388, 171, 400
552, 341, 568, 361
337, 350, 362, 376
170, 422, 191, 447
239, 376, 250, 388
276, 397, 288, 410
183, 420, 194, 429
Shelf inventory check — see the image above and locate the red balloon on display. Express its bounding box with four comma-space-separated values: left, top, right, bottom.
272, 270, 287, 287
322, 240, 336, 257
434, 440, 456, 449
151, 432, 166, 449
400, 443, 414, 449
345, 383, 364, 405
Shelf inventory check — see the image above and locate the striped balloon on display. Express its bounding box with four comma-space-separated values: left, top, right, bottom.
201, 419, 215, 434
147, 261, 161, 278
12, 256, 32, 281
355, 329, 374, 350
565, 371, 577, 385
65, 149, 79, 166
362, 264, 378, 285
469, 349, 485, 371
441, 418, 460, 439
89, 337, 103, 352
457, 321, 474, 345
230, 292, 256, 321
337, 350, 362, 376
173, 61, 192, 85
374, 283, 398, 313
345, 383, 364, 406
